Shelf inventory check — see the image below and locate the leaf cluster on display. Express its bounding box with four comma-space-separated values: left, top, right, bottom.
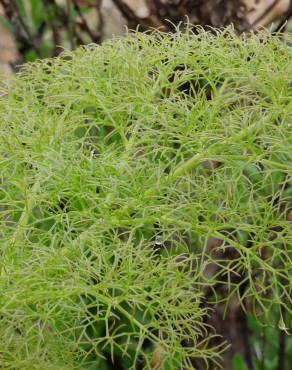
0, 28, 292, 369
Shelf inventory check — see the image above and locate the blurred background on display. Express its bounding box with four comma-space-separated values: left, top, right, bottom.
0, 0, 292, 77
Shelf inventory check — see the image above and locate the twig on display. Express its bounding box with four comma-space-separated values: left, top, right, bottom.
72, 0, 102, 43
43, 0, 86, 48
9, 0, 34, 43
0, 0, 42, 57
111, 0, 150, 31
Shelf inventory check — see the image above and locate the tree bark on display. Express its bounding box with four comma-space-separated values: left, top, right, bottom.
109, 0, 291, 34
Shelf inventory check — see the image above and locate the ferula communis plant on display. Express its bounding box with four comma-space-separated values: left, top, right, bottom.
0, 27, 291, 369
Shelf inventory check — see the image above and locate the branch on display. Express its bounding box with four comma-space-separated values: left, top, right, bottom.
72, 0, 102, 43
0, 0, 43, 57
112, 0, 160, 31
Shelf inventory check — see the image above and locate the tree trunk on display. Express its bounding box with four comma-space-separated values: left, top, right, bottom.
109, 0, 291, 34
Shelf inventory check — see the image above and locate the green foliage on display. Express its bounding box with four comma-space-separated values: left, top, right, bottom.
240, 313, 292, 370
0, 28, 292, 369
232, 354, 248, 370
233, 314, 292, 370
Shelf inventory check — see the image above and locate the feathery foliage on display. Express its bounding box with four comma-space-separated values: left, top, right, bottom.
0, 28, 292, 369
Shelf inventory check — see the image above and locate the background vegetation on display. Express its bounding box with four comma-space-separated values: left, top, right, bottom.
0, 0, 292, 70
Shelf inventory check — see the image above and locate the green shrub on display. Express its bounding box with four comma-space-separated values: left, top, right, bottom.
0, 28, 291, 369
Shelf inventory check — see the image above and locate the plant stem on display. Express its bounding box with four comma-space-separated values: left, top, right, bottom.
277, 307, 286, 370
